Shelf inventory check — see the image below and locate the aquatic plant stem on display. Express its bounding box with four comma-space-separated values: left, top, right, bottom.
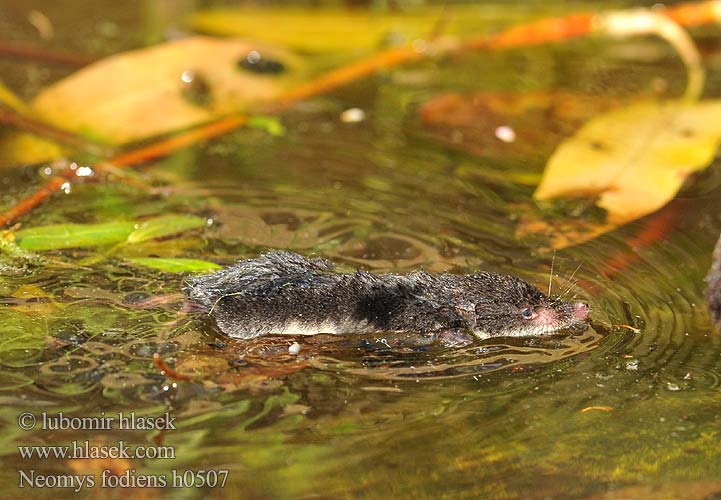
0, 39, 93, 67
96, 115, 247, 168
152, 353, 191, 381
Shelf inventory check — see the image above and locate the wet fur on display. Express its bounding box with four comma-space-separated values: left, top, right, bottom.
186, 251, 584, 339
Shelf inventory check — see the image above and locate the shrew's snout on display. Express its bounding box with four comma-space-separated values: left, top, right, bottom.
573, 302, 590, 321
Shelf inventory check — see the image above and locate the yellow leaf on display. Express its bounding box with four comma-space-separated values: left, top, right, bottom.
0, 79, 30, 114
0, 132, 64, 167
0, 79, 66, 167
534, 100, 721, 225
190, 6, 493, 53
19, 36, 302, 146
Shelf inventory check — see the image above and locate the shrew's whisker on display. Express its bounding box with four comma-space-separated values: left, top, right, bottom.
548, 250, 556, 296
560, 261, 584, 298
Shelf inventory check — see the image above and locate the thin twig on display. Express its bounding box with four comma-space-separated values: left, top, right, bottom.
0, 105, 112, 156
0, 39, 94, 67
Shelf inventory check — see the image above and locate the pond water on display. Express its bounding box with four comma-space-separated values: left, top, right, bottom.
2, 1, 721, 499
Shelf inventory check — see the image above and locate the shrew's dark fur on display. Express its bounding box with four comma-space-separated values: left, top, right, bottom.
186, 251, 588, 340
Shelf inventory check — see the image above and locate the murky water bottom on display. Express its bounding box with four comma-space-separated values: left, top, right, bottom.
3, 2, 721, 499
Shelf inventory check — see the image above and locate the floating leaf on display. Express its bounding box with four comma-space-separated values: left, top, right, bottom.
191, 7, 448, 53
0, 80, 65, 167
126, 215, 206, 243
14, 221, 136, 250
535, 99, 721, 225
0, 132, 65, 168
126, 257, 221, 273
0, 36, 303, 164
189, 6, 526, 53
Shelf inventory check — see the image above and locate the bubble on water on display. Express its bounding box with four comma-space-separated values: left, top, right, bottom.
494, 125, 516, 143
341, 108, 365, 123
76, 166, 93, 177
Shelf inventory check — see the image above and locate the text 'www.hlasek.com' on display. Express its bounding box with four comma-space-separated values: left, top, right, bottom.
16, 411, 229, 492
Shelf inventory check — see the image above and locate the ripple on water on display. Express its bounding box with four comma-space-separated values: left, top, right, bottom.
565, 214, 721, 394
209, 326, 605, 383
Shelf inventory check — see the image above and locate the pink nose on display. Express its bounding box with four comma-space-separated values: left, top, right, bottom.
573, 302, 590, 320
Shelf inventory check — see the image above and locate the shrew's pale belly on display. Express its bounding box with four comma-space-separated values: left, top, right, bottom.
276, 320, 380, 336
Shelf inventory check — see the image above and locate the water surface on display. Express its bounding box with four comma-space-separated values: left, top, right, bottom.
1, 1, 721, 498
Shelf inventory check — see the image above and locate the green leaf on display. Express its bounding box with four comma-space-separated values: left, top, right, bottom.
14, 221, 136, 251
126, 215, 207, 243
126, 257, 222, 273
248, 115, 285, 136
12, 215, 207, 251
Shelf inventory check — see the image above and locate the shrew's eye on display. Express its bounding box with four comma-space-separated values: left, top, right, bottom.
521, 307, 534, 320
238, 50, 286, 74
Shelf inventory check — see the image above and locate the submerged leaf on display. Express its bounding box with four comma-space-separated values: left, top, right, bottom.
0, 80, 65, 167
126, 215, 206, 243
2, 36, 302, 157
420, 90, 621, 163
126, 257, 221, 273
190, 7, 469, 53
0, 132, 65, 167
14, 222, 137, 250
535, 99, 721, 225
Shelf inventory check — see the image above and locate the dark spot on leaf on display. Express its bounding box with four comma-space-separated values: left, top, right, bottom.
589, 141, 608, 151
680, 127, 695, 138
238, 50, 285, 75
180, 70, 212, 107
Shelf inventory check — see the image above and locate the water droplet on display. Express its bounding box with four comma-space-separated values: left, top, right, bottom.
494, 125, 516, 143
76, 166, 93, 177
247, 50, 261, 64
180, 70, 194, 84
341, 108, 365, 123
